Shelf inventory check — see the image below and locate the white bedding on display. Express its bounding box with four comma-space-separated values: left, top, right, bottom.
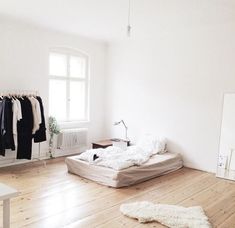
77, 146, 153, 170
77, 136, 167, 170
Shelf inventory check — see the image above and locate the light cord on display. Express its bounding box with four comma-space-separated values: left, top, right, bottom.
127, 0, 131, 37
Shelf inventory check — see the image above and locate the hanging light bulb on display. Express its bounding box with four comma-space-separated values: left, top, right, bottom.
127, 0, 132, 37
127, 24, 131, 37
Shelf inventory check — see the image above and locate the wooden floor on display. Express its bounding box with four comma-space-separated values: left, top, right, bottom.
0, 158, 235, 228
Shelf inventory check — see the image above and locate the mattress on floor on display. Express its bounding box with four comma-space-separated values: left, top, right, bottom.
65, 152, 183, 188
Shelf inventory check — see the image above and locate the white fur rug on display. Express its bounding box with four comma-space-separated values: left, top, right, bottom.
120, 201, 212, 228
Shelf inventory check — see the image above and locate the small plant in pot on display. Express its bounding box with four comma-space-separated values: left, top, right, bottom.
48, 116, 60, 158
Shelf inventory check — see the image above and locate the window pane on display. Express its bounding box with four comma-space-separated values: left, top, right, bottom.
49, 53, 67, 76
49, 79, 67, 121
69, 81, 86, 120
70, 56, 86, 78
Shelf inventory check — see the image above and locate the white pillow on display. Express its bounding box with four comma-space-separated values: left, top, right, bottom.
153, 137, 167, 154
137, 135, 167, 154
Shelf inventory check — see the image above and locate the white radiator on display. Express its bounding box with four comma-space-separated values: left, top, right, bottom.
57, 128, 88, 149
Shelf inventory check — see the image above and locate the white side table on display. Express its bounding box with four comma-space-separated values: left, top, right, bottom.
0, 183, 19, 228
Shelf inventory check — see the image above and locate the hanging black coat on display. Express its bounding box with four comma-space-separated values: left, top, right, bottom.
34, 96, 47, 143
0, 98, 15, 156
0, 98, 6, 156
17, 97, 34, 160
4, 98, 15, 151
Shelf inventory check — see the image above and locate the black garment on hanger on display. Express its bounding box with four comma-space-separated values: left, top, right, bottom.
34, 96, 47, 143
4, 98, 15, 151
17, 97, 33, 160
0, 98, 6, 156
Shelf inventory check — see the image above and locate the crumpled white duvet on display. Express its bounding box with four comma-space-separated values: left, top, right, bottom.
77, 136, 167, 170
77, 145, 154, 170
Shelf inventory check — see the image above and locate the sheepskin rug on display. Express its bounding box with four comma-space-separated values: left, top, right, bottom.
120, 201, 212, 228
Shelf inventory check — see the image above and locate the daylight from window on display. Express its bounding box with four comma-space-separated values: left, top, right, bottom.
49, 50, 88, 122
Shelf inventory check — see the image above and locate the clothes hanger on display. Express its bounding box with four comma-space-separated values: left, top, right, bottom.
11, 91, 17, 100
19, 92, 24, 100
12, 94, 17, 100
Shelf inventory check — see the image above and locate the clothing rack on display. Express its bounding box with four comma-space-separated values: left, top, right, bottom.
0, 90, 39, 98
0, 90, 46, 167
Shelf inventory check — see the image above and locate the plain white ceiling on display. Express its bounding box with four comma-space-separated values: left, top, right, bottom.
0, 0, 234, 42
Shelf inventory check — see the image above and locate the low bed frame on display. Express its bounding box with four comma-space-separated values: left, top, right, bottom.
65, 152, 183, 188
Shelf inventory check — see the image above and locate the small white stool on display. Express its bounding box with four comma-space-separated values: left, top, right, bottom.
0, 183, 19, 228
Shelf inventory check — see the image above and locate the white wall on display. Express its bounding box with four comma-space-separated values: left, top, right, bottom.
105, 2, 235, 172
0, 16, 107, 166
1, 1, 235, 173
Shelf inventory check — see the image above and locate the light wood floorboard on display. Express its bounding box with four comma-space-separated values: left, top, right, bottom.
0, 158, 235, 228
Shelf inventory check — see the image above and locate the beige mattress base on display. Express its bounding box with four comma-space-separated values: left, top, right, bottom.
65, 152, 183, 188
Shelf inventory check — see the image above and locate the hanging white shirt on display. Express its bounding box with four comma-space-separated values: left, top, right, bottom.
29, 97, 42, 134
12, 98, 22, 145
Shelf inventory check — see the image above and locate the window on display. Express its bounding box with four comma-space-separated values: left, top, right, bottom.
49, 49, 89, 122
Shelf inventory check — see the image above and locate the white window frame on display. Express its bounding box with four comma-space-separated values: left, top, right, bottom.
49, 48, 89, 123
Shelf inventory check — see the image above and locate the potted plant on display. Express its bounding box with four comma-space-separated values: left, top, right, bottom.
48, 116, 60, 158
